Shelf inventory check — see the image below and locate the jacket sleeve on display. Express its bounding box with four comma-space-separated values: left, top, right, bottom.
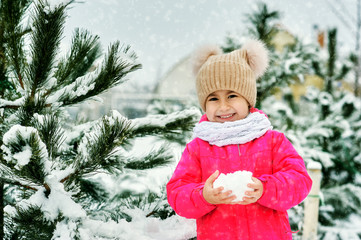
166, 141, 216, 219
257, 132, 312, 211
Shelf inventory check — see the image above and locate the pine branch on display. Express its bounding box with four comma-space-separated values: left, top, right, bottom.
0, 160, 40, 191
0, 175, 38, 191
11, 205, 57, 240
57, 42, 141, 106
0, 0, 30, 96
27, 1, 70, 98
311, 60, 325, 78
17, 94, 47, 126
245, 2, 280, 45
124, 146, 172, 170
0, 104, 19, 110
130, 108, 200, 140
68, 116, 133, 182
32, 114, 65, 160
112, 191, 174, 221
1, 0, 33, 90
321, 184, 361, 225
336, 64, 351, 81
53, 28, 101, 91
73, 178, 109, 203
2, 128, 48, 186
327, 28, 337, 78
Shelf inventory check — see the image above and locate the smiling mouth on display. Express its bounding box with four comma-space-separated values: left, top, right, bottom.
218, 113, 235, 119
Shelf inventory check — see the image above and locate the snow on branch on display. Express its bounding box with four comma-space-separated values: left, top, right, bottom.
0, 97, 24, 109
2, 125, 50, 173
46, 42, 141, 107
70, 111, 133, 180
131, 107, 201, 137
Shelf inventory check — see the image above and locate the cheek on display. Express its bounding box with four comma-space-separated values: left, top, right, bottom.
237, 104, 250, 118
205, 104, 215, 119
205, 111, 215, 121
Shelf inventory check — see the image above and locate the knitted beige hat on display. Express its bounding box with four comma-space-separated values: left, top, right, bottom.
192, 39, 269, 111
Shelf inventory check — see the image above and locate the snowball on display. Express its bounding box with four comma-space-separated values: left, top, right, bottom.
213, 171, 254, 202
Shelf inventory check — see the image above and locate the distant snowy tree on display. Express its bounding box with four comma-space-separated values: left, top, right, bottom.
261, 27, 361, 240
245, 2, 280, 46
311, 28, 350, 98
0, 1, 199, 239
222, 3, 318, 109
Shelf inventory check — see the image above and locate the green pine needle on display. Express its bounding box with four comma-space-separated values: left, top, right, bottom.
27, 0, 69, 97
59, 42, 142, 106
33, 114, 65, 160
54, 28, 101, 89
124, 146, 172, 170
74, 116, 133, 176
5, 131, 48, 185
11, 205, 57, 240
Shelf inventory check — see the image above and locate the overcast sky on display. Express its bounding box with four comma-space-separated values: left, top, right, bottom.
61, 0, 357, 90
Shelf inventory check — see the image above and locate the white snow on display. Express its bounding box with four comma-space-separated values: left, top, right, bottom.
0, 97, 24, 108
79, 210, 196, 240
320, 214, 361, 239
3, 205, 17, 217
131, 107, 201, 130
12, 146, 32, 169
52, 220, 78, 240
213, 170, 254, 202
307, 160, 322, 170
1, 125, 50, 172
46, 69, 99, 105
19, 180, 86, 222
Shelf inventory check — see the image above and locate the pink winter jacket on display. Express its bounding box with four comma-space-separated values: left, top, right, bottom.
167, 110, 312, 240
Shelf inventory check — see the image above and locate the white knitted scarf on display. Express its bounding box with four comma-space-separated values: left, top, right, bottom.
193, 112, 273, 147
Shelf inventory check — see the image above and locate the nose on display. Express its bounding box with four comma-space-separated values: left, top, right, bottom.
218, 99, 230, 112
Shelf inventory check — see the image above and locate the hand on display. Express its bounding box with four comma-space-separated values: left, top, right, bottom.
202, 170, 238, 205
238, 177, 264, 205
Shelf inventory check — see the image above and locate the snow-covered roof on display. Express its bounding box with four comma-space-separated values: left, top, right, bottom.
154, 55, 197, 101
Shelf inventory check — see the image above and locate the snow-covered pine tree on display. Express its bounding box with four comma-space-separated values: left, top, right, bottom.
311, 28, 350, 99
244, 2, 280, 46
222, 2, 318, 110
254, 8, 361, 239
0, 0, 199, 239
264, 86, 361, 239
304, 28, 361, 239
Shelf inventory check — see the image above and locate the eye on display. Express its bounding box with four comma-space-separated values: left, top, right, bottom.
208, 97, 218, 102
228, 94, 238, 99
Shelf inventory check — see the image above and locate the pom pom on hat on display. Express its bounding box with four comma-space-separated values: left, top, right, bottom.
192, 44, 222, 75
242, 39, 269, 78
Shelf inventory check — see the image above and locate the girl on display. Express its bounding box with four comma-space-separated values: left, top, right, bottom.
166, 39, 312, 240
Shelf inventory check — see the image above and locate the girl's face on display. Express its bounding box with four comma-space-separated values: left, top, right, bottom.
205, 90, 249, 123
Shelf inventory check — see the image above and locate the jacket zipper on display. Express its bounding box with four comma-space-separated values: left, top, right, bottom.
237, 143, 251, 238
